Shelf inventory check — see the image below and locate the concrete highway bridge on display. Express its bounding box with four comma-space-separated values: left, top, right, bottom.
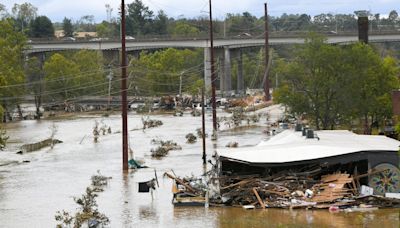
26, 34, 400, 94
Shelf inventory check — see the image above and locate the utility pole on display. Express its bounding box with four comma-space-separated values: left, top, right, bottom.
263, 2, 270, 101
209, 0, 217, 132
201, 87, 206, 164
121, 0, 128, 171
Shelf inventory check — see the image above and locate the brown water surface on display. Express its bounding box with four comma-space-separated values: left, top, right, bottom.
0, 108, 398, 227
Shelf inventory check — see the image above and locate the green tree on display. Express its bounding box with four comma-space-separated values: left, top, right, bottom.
25, 56, 44, 119
72, 50, 106, 95
274, 33, 399, 132
76, 15, 96, 32
126, 0, 154, 36
63, 17, 74, 37
44, 53, 80, 101
343, 43, 399, 134
0, 4, 9, 19
153, 10, 168, 35
129, 48, 203, 96
226, 12, 259, 35
0, 18, 26, 122
172, 21, 199, 37
274, 34, 350, 129
30, 16, 54, 38
11, 2, 37, 33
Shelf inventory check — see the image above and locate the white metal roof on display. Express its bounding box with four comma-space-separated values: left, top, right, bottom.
218, 130, 400, 164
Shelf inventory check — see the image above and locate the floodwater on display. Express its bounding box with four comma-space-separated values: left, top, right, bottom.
0, 105, 398, 227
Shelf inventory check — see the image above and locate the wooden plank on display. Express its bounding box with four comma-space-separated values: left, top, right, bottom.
252, 187, 265, 209
164, 172, 196, 193
220, 179, 252, 190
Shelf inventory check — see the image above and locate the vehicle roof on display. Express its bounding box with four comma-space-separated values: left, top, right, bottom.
218, 130, 400, 164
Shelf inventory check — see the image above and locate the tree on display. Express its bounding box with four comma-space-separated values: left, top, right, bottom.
172, 21, 199, 37
72, 50, 106, 95
274, 34, 348, 129
44, 54, 80, 101
30, 16, 54, 38
126, 0, 154, 36
153, 10, 168, 35
343, 43, 399, 134
25, 56, 44, 119
273, 33, 399, 132
76, 15, 96, 32
11, 2, 37, 33
388, 10, 398, 22
63, 17, 73, 37
0, 18, 26, 122
226, 12, 260, 35
129, 48, 203, 96
0, 4, 9, 19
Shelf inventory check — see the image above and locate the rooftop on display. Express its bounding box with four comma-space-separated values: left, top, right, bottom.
218, 130, 400, 164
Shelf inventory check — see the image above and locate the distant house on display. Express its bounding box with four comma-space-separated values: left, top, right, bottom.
54, 30, 65, 38
74, 32, 97, 39
54, 30, 97, 39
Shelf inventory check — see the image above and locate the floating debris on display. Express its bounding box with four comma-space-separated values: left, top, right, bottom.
91, 171, 112, 191
20, 138, 63, 153
225, 142, 238, 148
150, 140, 182, 157
185, 133, 197, 143
196, 128, 208, 138
191, 109, 201, 117
142, 117, 163, 129
55, 173, 110, 228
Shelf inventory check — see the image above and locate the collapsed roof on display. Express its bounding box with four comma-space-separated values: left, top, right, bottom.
218, 130, 400, 164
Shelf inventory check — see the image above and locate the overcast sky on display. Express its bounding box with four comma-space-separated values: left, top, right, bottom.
2, 0, 399, 22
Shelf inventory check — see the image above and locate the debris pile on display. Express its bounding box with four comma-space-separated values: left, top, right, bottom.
225, 142, 239, 148
191, 109, 201, 117
20, 138, 63, 153
91, 171, 112, 192
185, 133, 197, 143
150, 139, 182, 157
0, 127, 9, 150
142, 117, 163, 129
55, 172, 110, 228
196, 128, 208, 138
218, 108, 262, 129
164, 172, 208, 205
165, 166, 400, 210
215, 170, 400, 210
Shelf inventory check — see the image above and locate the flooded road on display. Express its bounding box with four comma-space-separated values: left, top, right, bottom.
0, 105, 399, 227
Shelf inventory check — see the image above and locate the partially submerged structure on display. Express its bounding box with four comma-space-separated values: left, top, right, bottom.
218, 129, 400, 195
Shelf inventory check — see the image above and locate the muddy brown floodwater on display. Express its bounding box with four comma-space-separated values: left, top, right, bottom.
0, 106, 399, 227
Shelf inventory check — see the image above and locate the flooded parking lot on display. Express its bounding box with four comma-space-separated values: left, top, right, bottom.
0, 107, 399, 227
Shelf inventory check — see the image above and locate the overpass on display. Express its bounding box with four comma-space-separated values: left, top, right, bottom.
26, 34, 400, 53
26, 34, 400, 95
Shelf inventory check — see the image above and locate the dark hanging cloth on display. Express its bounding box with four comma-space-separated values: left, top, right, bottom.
138, 179, 156, 193
138, 182, 150, 192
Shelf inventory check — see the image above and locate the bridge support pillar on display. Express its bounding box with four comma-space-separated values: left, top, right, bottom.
203, 48, 212, 92
103, 50, 120, 66
219, 55, 224, 95
236, 49, 244, 95
223, 47, 232, 95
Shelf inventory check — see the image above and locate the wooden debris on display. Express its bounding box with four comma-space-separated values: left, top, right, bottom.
252, 188, 265, 209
